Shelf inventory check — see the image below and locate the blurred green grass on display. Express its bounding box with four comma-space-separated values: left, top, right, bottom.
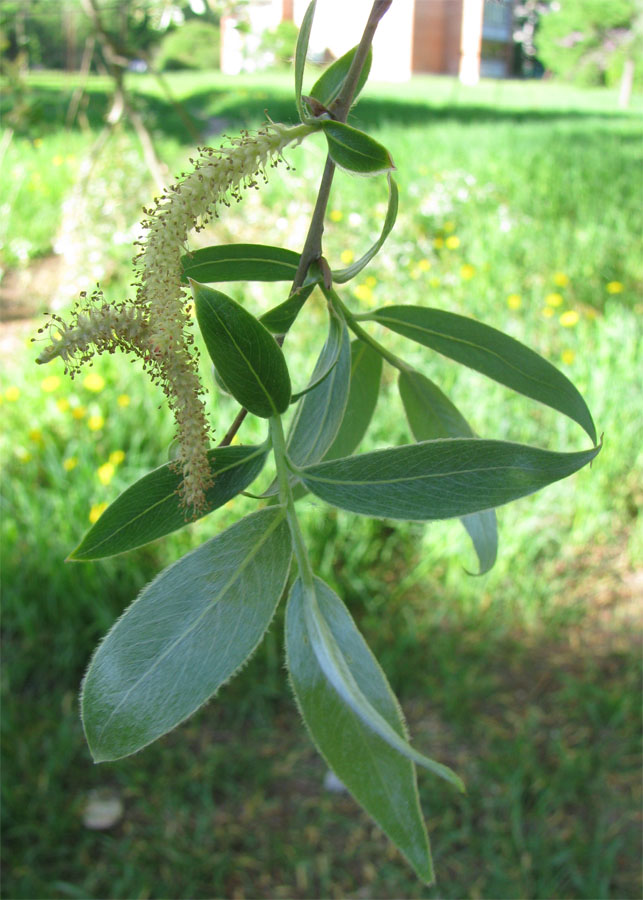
1, 69, 641, 899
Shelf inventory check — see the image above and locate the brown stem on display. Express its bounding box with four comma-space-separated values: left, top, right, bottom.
217, 0, 391, 449
218, 407, 249, 447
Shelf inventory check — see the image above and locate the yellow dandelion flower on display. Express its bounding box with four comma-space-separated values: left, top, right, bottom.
561, 349, 575, 365
553, 272, 569, 287
5, 386, 20, 402
117, 394, 130, 408
109, 450, 125, 465
56, 397, 70, 412
542, 307, 555, 319
63, 456, 78, 471
444, 220, 456, 233
353, 283, 374, 304
559, 310, 580, 327
340, 249, 354, 265
507, 294, 522, 310
29, 428, 43, 444
460, 264, 475, 280
329, 209, 343, 223
88, 414, 104, 431
606, 281, 623, 294
52, 155, 64, 166
429, 276, 441, 288
365, 275, 377, 289
445, 235, 460, 250
89, 502, 108, 524
83, 372, 106, 392
41, 375, 61, 393
72, 406, 87, 420
433, 237, 444, 250
417, 259, 431, 272
545, 292, 564, 308
97, 462, 115, 485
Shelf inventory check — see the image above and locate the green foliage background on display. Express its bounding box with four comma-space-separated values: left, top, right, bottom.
1, 66, 642, 898
536, 0, 643, 87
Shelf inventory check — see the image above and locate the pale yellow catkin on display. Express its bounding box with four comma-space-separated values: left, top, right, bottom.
36, 122, 311, 512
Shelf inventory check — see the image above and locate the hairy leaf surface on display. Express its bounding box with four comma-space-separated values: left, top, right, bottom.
322, 121, 395, 176
298, 439, 600, 520
70, 444, 269, 560
180, 243, 300, 285
325, 339, 382, 460
82, 508, 292, 761
286, 313, 351, 466
193, 281, 291, 417
309, 45, 372, 109
286, 576, 436, 884
260, 284, 316, 334
369, 305, 597, 442
398, 368, 497, 573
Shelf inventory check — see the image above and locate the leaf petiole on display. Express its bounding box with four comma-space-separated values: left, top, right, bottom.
324, 286, 409, 374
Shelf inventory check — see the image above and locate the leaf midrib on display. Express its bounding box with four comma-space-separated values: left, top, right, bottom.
79, 446, 266, 554
93, 510, 285, 745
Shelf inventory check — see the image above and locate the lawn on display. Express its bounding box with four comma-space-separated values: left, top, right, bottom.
1, 68, 641, 899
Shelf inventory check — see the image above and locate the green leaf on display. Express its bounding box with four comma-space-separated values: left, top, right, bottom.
325, 339, 382, 460
398, 368, 497, 574
368, 306, 597, 443
290, 318, 345, 401
180, 243, 300, 285
70, 445, 269, 560
309, 45, 372, 109
295, 1, 316, 123
297, 439, 601, 520
287, 577, 441, 882
286, 312, 351, 467
322, 121, 395, 176
82, 508, 292, 762
332, 174, 399, 283
193, 281, 291, 417
260, 283, 316, 334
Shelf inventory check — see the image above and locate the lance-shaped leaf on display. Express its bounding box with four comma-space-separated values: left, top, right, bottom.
368, 306, 597, 443
180, 243, 301, 285
286, 313, 351, 467
295, 1, 316, 123
70, 444, 269, 560
322, 121, 395, 176
287, 577, 451, 882
297, 438, 601, 521
82, 508, 292, 762
309, 45, 372, 109
260, 283, 316, 334
332, 175, 398, 283
193, 281, 291, 417
325, 339, 382, 460
398, 368, 497, 574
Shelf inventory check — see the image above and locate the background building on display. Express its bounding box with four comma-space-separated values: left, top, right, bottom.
221, 0, 516, 82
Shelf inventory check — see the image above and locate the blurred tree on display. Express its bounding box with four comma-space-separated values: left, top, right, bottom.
155, 19, 221, 69
535, 0, 643, 103
0, 0, 232, 71
258, 19, 299, 68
